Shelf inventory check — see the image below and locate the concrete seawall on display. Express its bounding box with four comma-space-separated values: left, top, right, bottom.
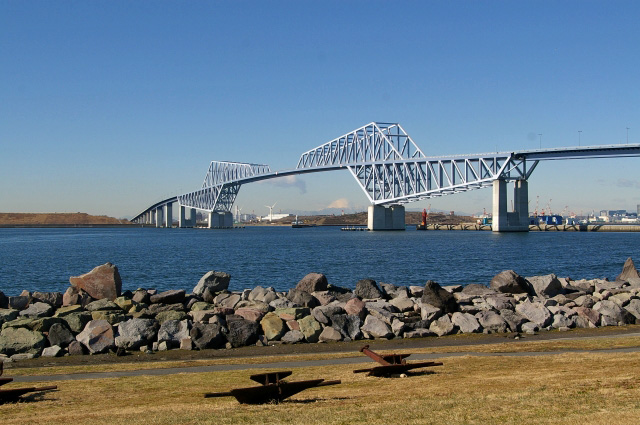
417, 223, 640, 232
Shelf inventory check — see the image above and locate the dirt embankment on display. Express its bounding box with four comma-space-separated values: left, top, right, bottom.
0, 213, 130, 226
275, 211, 473, 226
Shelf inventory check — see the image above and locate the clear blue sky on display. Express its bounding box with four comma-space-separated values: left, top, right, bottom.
2, 1, 639, 218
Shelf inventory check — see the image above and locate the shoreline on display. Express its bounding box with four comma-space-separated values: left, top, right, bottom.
2, 263, 640, 362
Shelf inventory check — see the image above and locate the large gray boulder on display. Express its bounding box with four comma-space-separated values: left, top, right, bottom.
281, 330, 305, 344
526, 274, 563, 298
420, 302, 442, 322
499, 309, 527, 332
345, 314, 363, 340
312, 305, 345, 325
616, 257, 640, 281
0, 309, 19, 326
476, 310, 508, 333
158, 319, 191, 347
461, 284, 496, 296
451, 312, 482, 333
361, 315, 393, 339
190, 322, 226, 349
485, 295, 515, 311
318, 326, 343, 342
298, 315, 322, 343
593, 300, 634, 325
389, 296, 415, 313
69, 262, 122, 301
0, 327, 46, 356
429, 315, 455, 336
515, 301, 553, 327
193, 271, 231, 296
573, 306, 600, 327
18, 302, 54, 318
115, 318, 158, 350
295, 273, 328, 293
225, 317, 259, 348
76, 319, 115, 354
490, 270, 529, 294
86, 299, 121, 312
62, 286, 92, 307
248, 286, 277, 304
624, 299, 640, 323
344, 298, 367, 319
32, 291, 63, 307
260, 312, 286, 341
8, 296, 30, 310
61, 311, 92, 334
286, 289, 319, 308
329, 313, 350, 338
47, 322, 75, 348
422, 281, 457, 314
354, 279, 384, 300
150, 289, 185, 305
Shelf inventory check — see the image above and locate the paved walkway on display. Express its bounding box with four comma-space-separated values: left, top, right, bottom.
12, 332, 640, 383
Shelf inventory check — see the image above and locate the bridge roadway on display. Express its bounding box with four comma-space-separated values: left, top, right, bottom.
131, 122, 640, 232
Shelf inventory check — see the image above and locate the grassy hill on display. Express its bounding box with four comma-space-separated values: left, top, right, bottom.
0, 213, 130, 226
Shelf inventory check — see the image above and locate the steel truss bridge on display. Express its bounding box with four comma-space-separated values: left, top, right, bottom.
132, 122, 640, 231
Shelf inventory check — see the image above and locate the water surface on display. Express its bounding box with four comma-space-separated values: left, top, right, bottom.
1, 227, 638, 295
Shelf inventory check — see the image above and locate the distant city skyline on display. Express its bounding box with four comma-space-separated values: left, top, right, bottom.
2, 1, 639, 218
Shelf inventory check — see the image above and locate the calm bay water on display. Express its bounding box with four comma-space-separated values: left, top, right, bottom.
1, 226, 639, 296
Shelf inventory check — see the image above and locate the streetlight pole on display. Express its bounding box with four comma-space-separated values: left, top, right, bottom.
578, 130, 582, 146
538, 134, 542, 149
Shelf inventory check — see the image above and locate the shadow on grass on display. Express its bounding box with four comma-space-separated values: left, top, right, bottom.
284, 396, 352, 404
0, 390, 58, 405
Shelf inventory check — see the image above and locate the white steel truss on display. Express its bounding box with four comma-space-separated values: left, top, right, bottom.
296, 122, 537, 205
297, 122, 425, 169
346, 154, 536, 205
177, 161, 270, 212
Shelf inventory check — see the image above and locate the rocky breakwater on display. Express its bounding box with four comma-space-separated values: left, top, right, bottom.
2, 259, 640, 361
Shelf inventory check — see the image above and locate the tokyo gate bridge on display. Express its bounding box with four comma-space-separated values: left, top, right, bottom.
131, 122, 640, 232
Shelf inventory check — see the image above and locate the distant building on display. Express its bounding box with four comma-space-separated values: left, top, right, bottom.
261, 213, 293, 221
637, 204, 640, 215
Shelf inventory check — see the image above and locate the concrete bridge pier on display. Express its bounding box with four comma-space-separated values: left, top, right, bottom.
155, 207, 163, 228
178, 206, 188, 228
164, 204, 172, 228
178, 206, 197, 228
208, 211, 233, 228
189, 208, 197, 227
492, 179, 529, 232
367, 205, 406, 231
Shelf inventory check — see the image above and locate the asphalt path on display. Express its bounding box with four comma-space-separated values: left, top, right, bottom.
11, 331, 640, 383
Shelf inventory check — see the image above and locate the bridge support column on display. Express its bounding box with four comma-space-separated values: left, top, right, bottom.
164, 204, 172, 228
179, 206, 187, 228
367, 205, 405, 231
222, 212, 233, 228
492, 179, 529, 232
189, 208, 197, 227
155, 207, 163, 228
208, 212, 234, 228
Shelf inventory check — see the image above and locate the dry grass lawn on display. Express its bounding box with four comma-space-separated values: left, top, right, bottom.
2, 343, 640, 424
